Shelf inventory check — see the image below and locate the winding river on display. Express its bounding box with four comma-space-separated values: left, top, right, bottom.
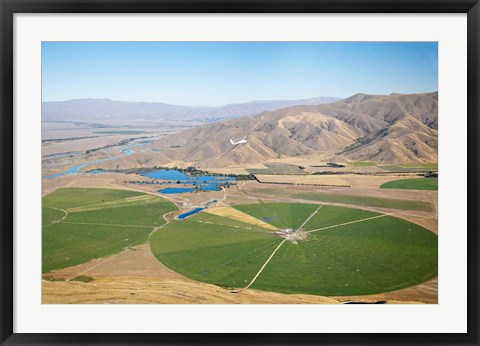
42, 145, 141, 180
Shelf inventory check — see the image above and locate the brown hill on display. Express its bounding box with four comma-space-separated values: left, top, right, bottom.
125, 92, 438, 168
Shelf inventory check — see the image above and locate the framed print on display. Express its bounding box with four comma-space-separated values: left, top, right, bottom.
1, 0, 479, 345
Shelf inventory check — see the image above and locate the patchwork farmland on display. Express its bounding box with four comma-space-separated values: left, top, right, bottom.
42, 180, 438, 303
42, 188, 177, 273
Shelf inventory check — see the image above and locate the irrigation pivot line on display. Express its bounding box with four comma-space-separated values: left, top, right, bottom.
306, 213, 395, 234
297, 205, 323, 230
241, 238, 288, 291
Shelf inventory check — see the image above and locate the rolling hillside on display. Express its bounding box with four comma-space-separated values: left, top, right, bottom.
92, 92, 438, 169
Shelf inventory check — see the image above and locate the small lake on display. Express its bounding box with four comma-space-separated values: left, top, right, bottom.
159, 187, 195, 194
144, 169, 236, 194
177, 207, 205, 220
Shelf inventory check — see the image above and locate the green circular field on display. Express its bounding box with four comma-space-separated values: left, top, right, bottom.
150, 203, 438, 296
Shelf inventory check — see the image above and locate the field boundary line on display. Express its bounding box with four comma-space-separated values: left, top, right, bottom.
67, 252, 120, 281
306, 213, 394, 234
241, 238, 287, 291
61, 221, 154, 228
65, 240, 145, 281
66, 196, 158, 213
43, 207, 68, 228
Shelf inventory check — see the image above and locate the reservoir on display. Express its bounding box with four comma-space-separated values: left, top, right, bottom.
159, 187, 195, 194
144, 169, 235, 193
177, 207, 205, 220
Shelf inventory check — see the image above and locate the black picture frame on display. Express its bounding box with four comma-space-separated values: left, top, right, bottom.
1, 0, 478, 345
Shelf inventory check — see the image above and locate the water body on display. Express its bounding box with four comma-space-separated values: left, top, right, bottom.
42, 144, 141, 180
159, 187, 196, 194
144, 169, 236, 193
177, 207, 205, 220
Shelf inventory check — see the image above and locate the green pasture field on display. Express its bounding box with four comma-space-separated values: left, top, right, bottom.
291, 205, 380, 231
380, 178, 438, 191
42, 207, 66, 227
400, 163, 438, 169
150, 203, 438, 296
234, 203, 320, 229
150, 217, 281, 287
348, 161, 377, 167
379, 165, 436, 173
43, 188, 143, 210
251, 214, 437, 296
294, 192, 432, 212
42, 188, 177, 273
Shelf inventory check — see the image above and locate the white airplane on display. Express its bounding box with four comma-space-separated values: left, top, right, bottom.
229, 137, 247, 145
228, 115, 264, 147
218, 116, 264, 159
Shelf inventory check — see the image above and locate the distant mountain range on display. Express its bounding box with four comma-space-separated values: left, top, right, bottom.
140, 92, 438, 166
42, 96, 341, 122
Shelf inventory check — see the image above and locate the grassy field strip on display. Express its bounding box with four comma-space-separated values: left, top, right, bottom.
66, 196, 157, 213
124, 195, 155, 201
61, 221, 155, 228
195, 220, 273, 235
242, 238, 288, 291
196, 220, 254, 231
306, 213, 394, 233
298, 205, 323, 229
43, 207, 68, 228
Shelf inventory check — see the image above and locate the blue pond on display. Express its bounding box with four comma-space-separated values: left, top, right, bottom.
144, 169, 236, 194
159, 187, 195, 194
177, 207, 205, 220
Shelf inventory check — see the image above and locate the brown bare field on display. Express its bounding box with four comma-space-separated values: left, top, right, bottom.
45, 243, 187, 280
254, 174, 419, 188
42, 277, 343, 304
334, 278, 438, 304
204, 206, 279, 231
42, 173, 145, 196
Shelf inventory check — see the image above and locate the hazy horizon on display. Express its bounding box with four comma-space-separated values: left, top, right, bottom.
42, 91, 439, 109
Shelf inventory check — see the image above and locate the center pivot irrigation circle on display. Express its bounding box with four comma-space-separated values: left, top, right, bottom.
150, 203, 438, 296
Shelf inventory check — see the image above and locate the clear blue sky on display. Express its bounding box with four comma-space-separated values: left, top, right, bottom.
42, 42, 438, 106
